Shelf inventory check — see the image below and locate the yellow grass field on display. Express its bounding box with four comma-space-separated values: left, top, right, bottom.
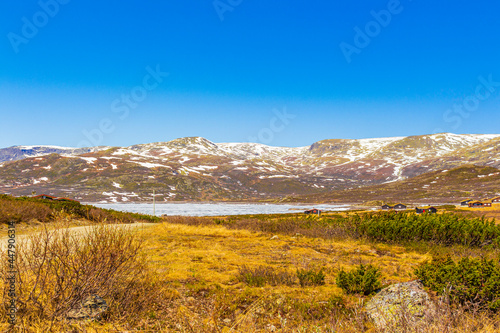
3, 215, 500, 332
133, 222, 431, 332
143, 222, 424, 287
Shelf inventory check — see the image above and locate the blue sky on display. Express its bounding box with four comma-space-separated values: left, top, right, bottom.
1, 0, 500, 148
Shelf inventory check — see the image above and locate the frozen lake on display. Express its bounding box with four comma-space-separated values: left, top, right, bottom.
93, 203, 350, 217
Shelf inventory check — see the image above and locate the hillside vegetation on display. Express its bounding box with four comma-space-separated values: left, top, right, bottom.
291, 165, 500, 203
0, 194, 160, 225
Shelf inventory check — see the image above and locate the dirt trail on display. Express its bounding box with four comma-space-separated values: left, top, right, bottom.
1, 223, 156, 251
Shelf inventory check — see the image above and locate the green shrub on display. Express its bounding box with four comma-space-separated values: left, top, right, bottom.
167, 211, 500, 249
296, 267, 326, 287
238, 266, 295, 287
336, 264, 382, 295
415, 256, 500, 310
351, 212, 499, 248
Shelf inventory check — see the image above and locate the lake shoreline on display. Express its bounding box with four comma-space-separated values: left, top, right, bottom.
91, 202, 352, 217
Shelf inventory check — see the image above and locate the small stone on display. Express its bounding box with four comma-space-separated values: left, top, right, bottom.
267, 324, 277, 331
270, 235, 279, 240
67, 295, 108, 320
223, 318, 231, 324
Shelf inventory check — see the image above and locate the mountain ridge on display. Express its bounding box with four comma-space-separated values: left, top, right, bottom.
1, 133, 499, 203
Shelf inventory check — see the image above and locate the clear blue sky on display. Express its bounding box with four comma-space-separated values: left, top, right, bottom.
1, 0, 500, 148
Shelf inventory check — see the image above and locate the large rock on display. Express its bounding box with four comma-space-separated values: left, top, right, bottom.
66, 295, 109, 320
365, 280, 435, 329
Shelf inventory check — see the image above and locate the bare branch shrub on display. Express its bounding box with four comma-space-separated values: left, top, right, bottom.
0, 223, 173, 327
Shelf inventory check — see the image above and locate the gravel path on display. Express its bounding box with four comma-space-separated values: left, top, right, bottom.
1, 222, 156, 251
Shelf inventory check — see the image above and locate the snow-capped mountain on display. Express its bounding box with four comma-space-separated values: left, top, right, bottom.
0, 145, 109, 163
0, 133, 499, 202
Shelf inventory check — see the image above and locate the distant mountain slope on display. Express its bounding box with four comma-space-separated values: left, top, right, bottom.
0, 145, 108, 163
290, 165, 500, 204
0, 133, 498, 202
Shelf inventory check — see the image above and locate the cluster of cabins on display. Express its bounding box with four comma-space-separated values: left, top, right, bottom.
379, 196, 500, 214
381, 203, 437, 214
461, 197, 500, 208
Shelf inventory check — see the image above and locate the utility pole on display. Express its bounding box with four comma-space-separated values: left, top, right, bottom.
153, 189, 156, 216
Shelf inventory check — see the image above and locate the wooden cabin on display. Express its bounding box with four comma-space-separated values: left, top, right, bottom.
416, 206, 437, 214
381, 204, 393, 210
483, 200, 493, 207
393, 203, 407, 210
460, 199, 473, 206
491, 197, 500, 204
34, 194, 55, 200
468, 200, 485, 208
304, 209, 321, 215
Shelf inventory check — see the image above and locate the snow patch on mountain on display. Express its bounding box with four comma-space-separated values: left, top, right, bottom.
132, 161, 171, 169
33, 177, 48, 184
80, 157, 97, 164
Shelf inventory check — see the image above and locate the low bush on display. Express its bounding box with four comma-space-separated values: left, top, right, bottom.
0, 197, 52, 223
336, 264, 382, 295
351, 212, 500, 247
296, 267, 326, 287
415, 256, 500, 310
238, 265, 295, 287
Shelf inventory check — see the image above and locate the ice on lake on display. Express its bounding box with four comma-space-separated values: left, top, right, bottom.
93, 203, 350, 217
